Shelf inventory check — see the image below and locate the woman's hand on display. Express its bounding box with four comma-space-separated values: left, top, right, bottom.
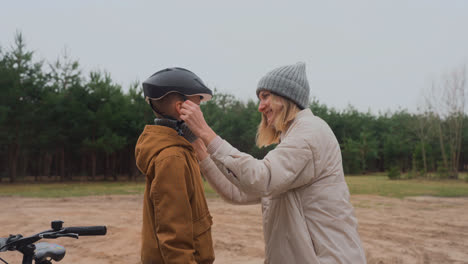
180, 100, 217, 145
192, 138, 209, 161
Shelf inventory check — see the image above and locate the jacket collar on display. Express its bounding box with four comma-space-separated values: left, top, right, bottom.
296, 108, 313, 120
154, 118, 198, 143
280, 108, 313, 141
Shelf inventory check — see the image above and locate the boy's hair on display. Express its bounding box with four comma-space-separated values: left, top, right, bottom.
147, 92, 185, 118
256, 93, 301, 147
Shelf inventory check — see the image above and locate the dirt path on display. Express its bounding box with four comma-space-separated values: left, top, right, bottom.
354, 195, 468, 264
1, 195, 467, 263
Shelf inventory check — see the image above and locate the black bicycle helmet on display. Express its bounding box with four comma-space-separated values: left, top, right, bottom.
142, 67, 212, 102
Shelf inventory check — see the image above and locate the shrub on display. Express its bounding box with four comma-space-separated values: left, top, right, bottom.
436, 161, 449, 179
387, 166, 401, 180
406, 170, 415, 179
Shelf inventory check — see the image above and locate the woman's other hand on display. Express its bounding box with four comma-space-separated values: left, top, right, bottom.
192, 138, 209, 161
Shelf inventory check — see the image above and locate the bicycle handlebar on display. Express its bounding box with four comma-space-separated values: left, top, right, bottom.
0, 226, 106, 252
61, 226, 107, 236
0, 220, 107, 264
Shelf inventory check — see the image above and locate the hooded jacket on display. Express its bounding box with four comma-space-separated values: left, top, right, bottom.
135, 125, 214, 264
199, 109, 366, 264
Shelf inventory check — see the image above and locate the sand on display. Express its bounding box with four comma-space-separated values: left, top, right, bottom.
1, 195, 467, 263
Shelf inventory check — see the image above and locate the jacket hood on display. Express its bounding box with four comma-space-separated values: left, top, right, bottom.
135, 125, 193, 175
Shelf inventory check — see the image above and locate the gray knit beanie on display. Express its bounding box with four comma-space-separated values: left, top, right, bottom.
256, 62, 310, 109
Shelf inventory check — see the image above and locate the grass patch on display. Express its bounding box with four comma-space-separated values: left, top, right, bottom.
0, 181, 217, 198
346, 174, 468, 198
2, 175, 468, 199
203, 181, 218, 198
0, 182, 145, 198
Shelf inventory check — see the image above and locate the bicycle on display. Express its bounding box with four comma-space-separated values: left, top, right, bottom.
0, 220, 106, 264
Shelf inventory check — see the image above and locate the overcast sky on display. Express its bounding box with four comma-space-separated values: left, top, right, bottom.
1, 0, 467, 113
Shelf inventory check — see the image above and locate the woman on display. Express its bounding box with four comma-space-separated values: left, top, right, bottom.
180, 62, 366, 264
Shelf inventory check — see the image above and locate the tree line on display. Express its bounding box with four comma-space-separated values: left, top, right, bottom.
1, 33, 467, 182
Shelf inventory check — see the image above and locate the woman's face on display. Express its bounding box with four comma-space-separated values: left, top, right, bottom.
258, 90, 280, 126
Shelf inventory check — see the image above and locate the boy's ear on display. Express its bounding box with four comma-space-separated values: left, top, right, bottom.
175, 100, 183, 116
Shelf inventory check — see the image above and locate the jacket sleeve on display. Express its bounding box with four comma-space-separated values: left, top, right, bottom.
150, 155, 197, 264
208, 134, 313, 197
199, 156, 261, 205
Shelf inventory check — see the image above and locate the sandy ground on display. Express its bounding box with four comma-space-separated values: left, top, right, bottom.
1, 195, 467, 264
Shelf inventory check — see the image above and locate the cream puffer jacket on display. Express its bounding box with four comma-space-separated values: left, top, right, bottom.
199, 109, 366, 264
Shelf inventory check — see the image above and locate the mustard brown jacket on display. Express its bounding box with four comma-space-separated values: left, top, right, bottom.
135, 125, 215, 264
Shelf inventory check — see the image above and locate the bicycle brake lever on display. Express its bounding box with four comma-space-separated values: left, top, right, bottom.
59, 233, 79, 239
39, 233, 79, 239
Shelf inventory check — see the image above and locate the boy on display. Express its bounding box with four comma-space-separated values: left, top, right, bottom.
135, 67, 215, 264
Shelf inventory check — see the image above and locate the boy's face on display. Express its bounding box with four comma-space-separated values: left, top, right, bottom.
186, 95, 202, 105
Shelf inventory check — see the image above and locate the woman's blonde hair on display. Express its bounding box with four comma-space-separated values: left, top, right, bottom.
256, 93, 301, 147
